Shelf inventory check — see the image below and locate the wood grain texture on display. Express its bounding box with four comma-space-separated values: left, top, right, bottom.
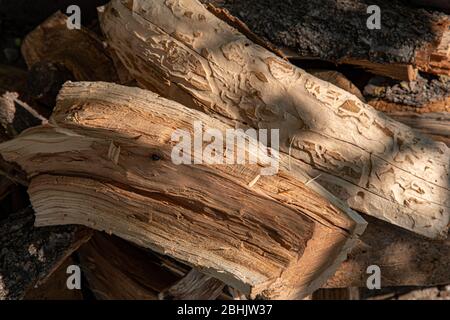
0, 81, 364, 299
98, 0, 450, 239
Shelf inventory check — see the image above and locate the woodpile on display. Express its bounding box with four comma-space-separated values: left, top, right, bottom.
0, 0, 449, 300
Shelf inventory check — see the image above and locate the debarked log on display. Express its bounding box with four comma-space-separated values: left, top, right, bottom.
0, 81, 364, 299
98, 0, 450, 239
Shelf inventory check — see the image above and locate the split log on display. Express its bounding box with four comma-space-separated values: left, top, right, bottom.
159, 269, 225, 300
0, 207, 92, 300
78, 233, 182, 300
99, 0, 450, 239
21, 11, 118, 83
326, 214, 450, 288
202, 0, 450, 81
0, 81, 365, 299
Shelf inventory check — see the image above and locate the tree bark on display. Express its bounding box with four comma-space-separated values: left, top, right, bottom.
0, 207, 92, 300
202, 0, 450, 80
159, 269, 225, 300
98, 0, 450, 239
0, 81, 365, 299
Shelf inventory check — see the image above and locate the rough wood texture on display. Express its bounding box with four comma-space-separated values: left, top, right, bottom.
364, 75, 450, 113
21, 11, 117, 82
99, 0, 450, 239
326, 215, 450, 288
78, 233, 182, 300
159, 269, 225, 300
0, 81, 364, 299
203, 0, 450, 80
0, 207, 92, 300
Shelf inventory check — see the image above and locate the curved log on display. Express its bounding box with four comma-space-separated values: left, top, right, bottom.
0, 81, 365, 299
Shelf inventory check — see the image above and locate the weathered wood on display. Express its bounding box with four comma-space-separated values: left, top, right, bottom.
202, 0, 450, 80
159, 269, 225, 300
21, 11, 118, 82
0, 207, 92, 300
326, 214, 450, 288
99, 0, 450, 239
0, 81, 364, 299
78, 233, 181, 300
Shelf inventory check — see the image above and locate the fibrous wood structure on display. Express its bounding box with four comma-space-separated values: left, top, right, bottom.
0, 81, 365, 299
98, 0, 450, 239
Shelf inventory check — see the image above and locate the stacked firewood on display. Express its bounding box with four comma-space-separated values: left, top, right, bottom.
0, 0, 449, 300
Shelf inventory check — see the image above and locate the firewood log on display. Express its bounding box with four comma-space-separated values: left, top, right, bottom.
98, 0, 450, 239
202, 0, 450, 81
0, 81, 365, 299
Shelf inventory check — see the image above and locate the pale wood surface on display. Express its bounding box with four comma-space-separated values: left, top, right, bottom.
98, 0, 450, 239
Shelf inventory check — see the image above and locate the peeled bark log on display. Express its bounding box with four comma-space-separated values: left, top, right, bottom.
0, 81, 365, 299
203, 0, 450, 80
99, 0, 450, 239
21, 11, 117, 82
386, 112, 450, 147
326, 215, 450, 288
